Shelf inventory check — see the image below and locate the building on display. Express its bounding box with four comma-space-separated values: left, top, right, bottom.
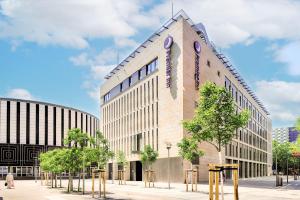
100, 10, 272, 182
288, 127, 300, 143
0, 97, 99, 178
272, 127, 300, 143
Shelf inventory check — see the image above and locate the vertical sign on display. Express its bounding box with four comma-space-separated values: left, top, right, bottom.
164, 36, 173, 88
194, 41, 201, 90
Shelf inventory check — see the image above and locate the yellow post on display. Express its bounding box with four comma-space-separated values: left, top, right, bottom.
215, 172, 219, 200
92, 172, 95, 198
148, 171, 150, 188
185, 170, 188, 192
195, 170, 198, 192
209, 171, 214, 200
103, 171, 106, 198
99, 172, 101, 198
192, 171, 194, 192
234, 169, 239, 200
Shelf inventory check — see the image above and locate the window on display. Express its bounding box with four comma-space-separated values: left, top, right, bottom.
147, 58, 158, 74
45, 105, 48, 145
36, 104, 39, 145
16, 102, 20, 144
26, 103, 30, 144
139, 66, 147, 80
217, 71, 220, 77
103, 58, 158, 104
207, 60, 211, 67
53, 107, 56, 146
6, 101, 10, 144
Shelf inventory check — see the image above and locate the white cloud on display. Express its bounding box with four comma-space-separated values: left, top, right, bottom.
114, 37, 138, 48
6, 88, 36, 100
255, 81, 300, 127
275, 41, 300, 76
2, 0, 300, 49
151, 0, 300, 48
0, 0, 157, 49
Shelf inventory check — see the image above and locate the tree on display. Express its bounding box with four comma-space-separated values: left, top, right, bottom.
64, 128, 93, 192
177, 137, 204, 167
295, 117, 300, 132
140, 145, 158, 170
272, 141, 293, 174
183, 82, 249, 154
91, 131, 114, 169
116, 151, 128, 170
39, 148, 66, 188
183, 82, 249, 200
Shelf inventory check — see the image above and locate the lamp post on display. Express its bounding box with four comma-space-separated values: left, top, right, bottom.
34, 157, 38, 183
165, 142, 172, 189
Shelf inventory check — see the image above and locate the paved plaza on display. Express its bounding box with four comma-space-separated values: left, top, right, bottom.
0, 176, 299, 200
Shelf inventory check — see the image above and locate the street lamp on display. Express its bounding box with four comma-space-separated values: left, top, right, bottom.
34, 157, 38, 183
165, 142, 172, 189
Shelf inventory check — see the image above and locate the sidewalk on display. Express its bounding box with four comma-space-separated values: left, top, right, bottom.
0, 177, 300, 200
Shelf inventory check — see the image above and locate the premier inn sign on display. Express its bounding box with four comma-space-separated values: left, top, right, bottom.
194, 41, 201, 90
164, 36, 173, 88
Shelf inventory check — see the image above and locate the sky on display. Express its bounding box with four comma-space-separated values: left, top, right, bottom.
0, 0, 300, 128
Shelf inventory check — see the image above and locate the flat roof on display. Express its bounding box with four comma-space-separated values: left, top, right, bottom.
0, 97, 99, 119
103, 9, 269, 115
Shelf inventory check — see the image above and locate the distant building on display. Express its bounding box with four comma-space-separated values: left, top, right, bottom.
289, 127, 300, 142
272, 127, 299, 143
0, 97, 99, 178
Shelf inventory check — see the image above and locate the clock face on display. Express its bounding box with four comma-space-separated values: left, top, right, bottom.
194, 41, 201, 54
164, 36, 173, 49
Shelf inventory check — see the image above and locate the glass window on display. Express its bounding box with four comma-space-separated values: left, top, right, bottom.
131, 71, 139, 85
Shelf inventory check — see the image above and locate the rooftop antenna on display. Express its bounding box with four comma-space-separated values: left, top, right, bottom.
171, 1, 174, 19
116, 50, 120, 80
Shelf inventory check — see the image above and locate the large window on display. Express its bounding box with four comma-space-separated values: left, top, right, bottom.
103, 58, 158, 104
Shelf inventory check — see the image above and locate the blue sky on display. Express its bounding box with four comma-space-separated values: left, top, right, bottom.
0, 0, 300, 128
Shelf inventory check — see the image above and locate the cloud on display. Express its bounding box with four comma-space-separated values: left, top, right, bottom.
69, 48, 118, 101
151, 0, 300, 48
0, 0, 158, 49
6, 88, 36, 100
2, 0, 300, 49
255, 81, 300, 127
274, 41, 300, 76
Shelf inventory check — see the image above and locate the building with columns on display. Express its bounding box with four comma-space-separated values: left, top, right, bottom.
0, 97, 99, 178
100, 10, 272, 182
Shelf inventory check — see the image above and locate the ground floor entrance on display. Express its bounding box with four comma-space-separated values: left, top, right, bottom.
130, 161, 143, 181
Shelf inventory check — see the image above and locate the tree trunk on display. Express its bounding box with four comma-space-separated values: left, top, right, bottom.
60, 173, 62, 188
218, 151, 224, 200
51, 172, 54, 188
55, 173, 57, 188
78, 171, 81, 192
82, 169, 85, 195
67, 172, 71, 193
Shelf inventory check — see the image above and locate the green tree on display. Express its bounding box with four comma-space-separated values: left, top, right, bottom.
183, 82, 249, 155
39, 148, 66, 188
116, 151, 128, 170
183, 82, 249, 199
91, 131, 114, 169
140, 145, 158, 170
64, 128, 93, 192
177, 137, 204, 167
272, 141, 293, 174
295, 117, 300, 132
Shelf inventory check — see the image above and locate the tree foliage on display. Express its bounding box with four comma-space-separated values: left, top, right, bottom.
177, 137, 204, 163
39, 128, 114, 192
116, 151, 128, 169
91, 131, 114, 169
140, 145, 158, 170
295, 117, 300, 132
183, 82, 249, 152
